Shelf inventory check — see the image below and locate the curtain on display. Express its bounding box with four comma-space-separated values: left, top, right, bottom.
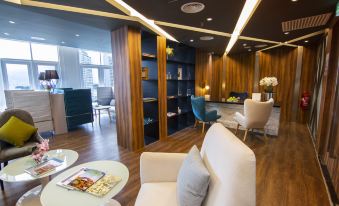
0, 61, 5, 110
58, 46, 82, 89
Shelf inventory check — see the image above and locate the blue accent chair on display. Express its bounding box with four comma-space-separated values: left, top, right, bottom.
191, 96, 221, 134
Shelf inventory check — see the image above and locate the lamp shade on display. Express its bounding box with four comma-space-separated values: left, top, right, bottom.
45, 70, 59, 80
38, 72, 46, 80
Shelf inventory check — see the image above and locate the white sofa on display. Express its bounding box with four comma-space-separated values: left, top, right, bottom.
135, 123, 256, 206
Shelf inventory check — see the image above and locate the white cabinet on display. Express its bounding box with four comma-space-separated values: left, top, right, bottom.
5, 90, 54, 133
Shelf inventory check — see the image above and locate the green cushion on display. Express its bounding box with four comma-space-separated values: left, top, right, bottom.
0, 116, 37, 147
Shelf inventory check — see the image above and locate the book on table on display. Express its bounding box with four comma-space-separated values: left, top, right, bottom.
57, 168, 122, 197
25, 158, 63, 177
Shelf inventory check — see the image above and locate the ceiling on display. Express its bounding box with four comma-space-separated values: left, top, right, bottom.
0, 0, 337, 54
0, 1, 140, 52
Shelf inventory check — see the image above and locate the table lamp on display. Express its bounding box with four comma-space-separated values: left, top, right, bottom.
41, 70, 59, 92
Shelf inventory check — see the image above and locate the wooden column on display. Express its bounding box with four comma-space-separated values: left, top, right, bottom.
291, 46, 304, 122
157, 36, 167, 140
111, 26, 144, 151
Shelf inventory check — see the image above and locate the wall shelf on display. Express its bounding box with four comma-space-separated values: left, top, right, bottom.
167, 59, 195, 65
166, 41, 196, 136
142, 32, 159, 145
142, 55, 157, 61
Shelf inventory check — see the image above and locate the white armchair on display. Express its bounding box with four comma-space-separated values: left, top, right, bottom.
234, 98, 274, 141
135, 123, 256, 206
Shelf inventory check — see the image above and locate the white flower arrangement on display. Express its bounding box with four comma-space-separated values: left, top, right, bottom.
259, 77, 278, 87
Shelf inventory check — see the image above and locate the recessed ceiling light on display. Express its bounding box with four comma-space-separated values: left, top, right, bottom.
181, 2, 205, 13
31, 36, 46, 41
243, 43, 247, 46
200, 36, 214, 41
206, 17, 213, 21
254, 44, 268, 48
304, 40, 309, 43
9, 20, 15, 24
3, 32, 9, 36
190, 39, 194, 42
248, 49, 252, 52
284, 32, 289, 35
291, 0, 298, 2
61, 41, 66, 44
75, 34, 80, 37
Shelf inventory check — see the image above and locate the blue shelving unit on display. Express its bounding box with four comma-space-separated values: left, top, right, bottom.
142, 32, 159, 145
166, 41, 196, 136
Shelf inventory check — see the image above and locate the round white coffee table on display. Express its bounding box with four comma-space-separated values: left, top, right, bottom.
0, 149, 78, 206
40, 160, 129, 206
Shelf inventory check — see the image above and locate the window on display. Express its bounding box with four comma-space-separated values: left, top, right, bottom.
0, 39, 31, 60
101, 52, 113, 66
103, 69, 113, 87
79, 50, 101, 65
82, 68, 99, 100
31, 43, 58, 62
79, 49, 114, 101
79, 50, 112, 66
0, 39, 61, 93
5, 63, 31, 90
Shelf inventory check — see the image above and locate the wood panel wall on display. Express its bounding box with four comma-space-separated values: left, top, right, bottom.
297, 44, 319, 123
314, 20, 339, 198
157, 36, 167, 140
195, 50, 255, 101
223, 53, 255, 99
258, 47, 298, 122
195, 49, 212, 97
111, 26, 144, 151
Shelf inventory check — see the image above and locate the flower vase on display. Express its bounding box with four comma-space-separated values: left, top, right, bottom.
264, 86, 274, 101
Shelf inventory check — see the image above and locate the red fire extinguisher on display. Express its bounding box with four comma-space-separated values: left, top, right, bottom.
300, 91, 311, 110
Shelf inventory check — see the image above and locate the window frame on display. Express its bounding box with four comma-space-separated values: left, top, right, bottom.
1, 59, 34, 90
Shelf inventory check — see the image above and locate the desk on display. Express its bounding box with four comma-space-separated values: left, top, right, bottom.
206, 101, 281, 136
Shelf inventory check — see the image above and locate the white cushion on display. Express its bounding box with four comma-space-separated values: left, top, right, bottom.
135, 182, 178, 206
234, 112, 247, 128
177, 145, 210, 206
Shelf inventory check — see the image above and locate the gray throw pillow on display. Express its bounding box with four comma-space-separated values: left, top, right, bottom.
177, 145, 210, 206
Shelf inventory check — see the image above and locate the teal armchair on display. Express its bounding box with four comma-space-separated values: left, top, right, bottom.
191, 96, 221, 133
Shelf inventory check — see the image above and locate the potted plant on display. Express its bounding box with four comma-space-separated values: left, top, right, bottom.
259, 76, 278, 100
166, 46, 174, 59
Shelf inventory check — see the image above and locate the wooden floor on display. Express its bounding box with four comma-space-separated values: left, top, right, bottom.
0, 116, 331, 206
